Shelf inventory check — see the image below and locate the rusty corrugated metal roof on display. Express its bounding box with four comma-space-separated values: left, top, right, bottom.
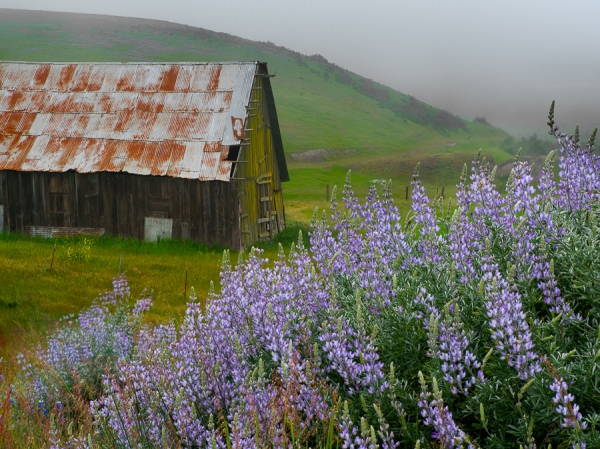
0, 62, 258, 180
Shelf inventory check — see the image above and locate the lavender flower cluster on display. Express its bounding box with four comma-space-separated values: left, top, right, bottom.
12, 111, 600, 449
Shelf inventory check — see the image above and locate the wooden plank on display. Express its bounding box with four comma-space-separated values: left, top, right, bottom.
136, 176, 144, 240
87, 176, 100, 228
202, 182, 211, 244
170, 179, 181, 223
49, 174, 61, 193
1, 173, 9, 232
72, 172, 80, 227
142, 176, 149, 232
26, 226, 105, 238
180, 221, 189, 240
129, 192, 135, 238
148, 179, 162, 199
117, 175, 125, 236
100, 174, 113, 234
41, 172, 49, 226
182, 179, 191, 222
30, 173, 40, 225
188, 179, 198, 242
148, 198, 170, 214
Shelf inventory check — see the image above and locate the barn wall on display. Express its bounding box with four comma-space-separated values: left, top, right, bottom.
234, 73, 286, 248
0, 171, 241, 250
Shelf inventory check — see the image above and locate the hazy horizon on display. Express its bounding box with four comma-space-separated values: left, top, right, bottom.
1, 1, 599, 137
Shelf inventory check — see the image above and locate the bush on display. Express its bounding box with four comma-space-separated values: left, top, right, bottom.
500, 134, 556, 156
59, 237, 92, 263
5, 111, 600, 448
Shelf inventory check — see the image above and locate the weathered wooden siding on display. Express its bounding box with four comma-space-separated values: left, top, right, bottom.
0, 170, 241, 249
234, 72, 286, 248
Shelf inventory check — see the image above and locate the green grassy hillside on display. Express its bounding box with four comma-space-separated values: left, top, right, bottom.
0, 9, 512, 221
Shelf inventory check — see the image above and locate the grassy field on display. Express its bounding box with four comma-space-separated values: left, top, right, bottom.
0, 10, 515, 363
0, 225, 306, 361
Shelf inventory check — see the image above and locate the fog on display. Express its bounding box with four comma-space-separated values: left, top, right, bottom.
2, 0, 599, 136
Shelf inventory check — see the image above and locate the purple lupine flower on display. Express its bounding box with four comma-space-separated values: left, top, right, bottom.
533, 254, 578, 319
415, 289, 441, 326
112, 274, 131, 299
549, 376, 587, 429
447, 164, 479, 283
504, 155, 539, 279
481, 251, 541, 379
310, 172, 412, 308
417, 372, 473, 449
20, 275, 147, 408
416, 290, 483, 395
319, 311, 387, 395
410, 163, 442, 265
555, 133, 600, 212
536, 150, 558, 235
437, 304, 484, 395
467, 152, 505, 227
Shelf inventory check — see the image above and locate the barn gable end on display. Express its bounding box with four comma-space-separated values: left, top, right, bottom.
0, 61, 288, 249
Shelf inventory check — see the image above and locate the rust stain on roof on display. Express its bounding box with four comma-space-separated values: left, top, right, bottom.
115, 65, 138, 92
160, 65, 180, 92
16, 113, 36, 134
55, 137, 82, 169
3, 136, 35, 171
5, 92, 27, 111
32, 65, 51, 89
231, 116, 244, 141
0, 62, 259, 180
4, 113, 24, 135
71, 65, 93, 92
204, 142, 221, 152
57, 65, 78, 91
28, 91, 48, 112
207, 65, 223, 92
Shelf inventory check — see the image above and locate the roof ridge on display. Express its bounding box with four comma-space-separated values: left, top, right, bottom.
0, 61, 259, 65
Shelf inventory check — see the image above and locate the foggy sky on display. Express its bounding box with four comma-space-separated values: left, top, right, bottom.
2, 0, 599, 136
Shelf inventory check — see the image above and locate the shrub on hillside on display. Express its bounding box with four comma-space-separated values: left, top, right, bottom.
5, 106, 600, 448
501, 134, 556, 156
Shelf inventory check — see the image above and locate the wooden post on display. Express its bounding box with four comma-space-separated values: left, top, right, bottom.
326, 183, 330, 201
49, 243, 56, 271
441, 186, 445, 198
184, 267, 188, 298
405, 186, 409, 200
118, 253, 122, 276
436, 187, 439, 195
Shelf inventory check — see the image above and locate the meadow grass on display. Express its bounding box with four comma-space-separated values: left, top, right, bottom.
0, 224, 307, 361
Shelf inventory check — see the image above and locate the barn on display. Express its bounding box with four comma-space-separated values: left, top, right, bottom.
0, 61, 288, 250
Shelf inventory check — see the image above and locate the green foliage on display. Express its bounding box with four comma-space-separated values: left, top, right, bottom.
59, 237, 92, 263
500, 134, 556, 156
